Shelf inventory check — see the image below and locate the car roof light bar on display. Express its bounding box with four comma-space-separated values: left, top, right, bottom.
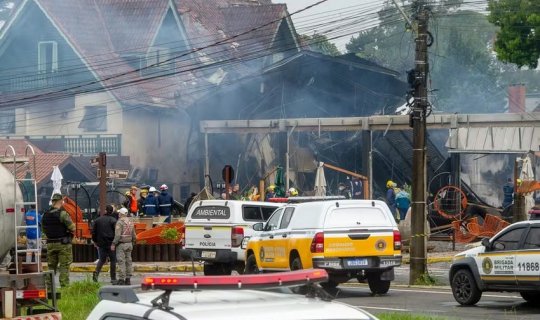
142, 269, 328, 291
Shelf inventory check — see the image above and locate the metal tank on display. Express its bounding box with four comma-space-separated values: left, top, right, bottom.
0, 163, 22, 260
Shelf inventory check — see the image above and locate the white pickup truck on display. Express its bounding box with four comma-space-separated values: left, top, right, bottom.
180, 200, 282, 275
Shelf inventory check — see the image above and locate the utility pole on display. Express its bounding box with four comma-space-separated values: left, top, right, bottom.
98, 152, 107, 216
409, 1, 430, 285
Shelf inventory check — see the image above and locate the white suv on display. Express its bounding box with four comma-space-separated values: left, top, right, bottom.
180, 200, 282, 275
86, 270, 378, 320
450, 220, 540, 305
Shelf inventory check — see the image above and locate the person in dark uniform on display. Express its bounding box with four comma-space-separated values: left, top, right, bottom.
41, 193, 75, 287
158, 184, 174, 223
92, 204, 117, 284
502, 178, 514, 209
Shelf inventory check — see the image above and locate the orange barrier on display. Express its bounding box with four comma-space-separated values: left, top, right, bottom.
134, 223, 147, 235
76, 223, 92, 239
453, 215, 512, 243
452, 220, 477, 243
136, 221, 184, 245
62, 196, 84, 224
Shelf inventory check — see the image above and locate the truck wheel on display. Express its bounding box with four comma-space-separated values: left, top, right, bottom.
320, 278, 339, 289
291, 257, 303, 270
367, 273, 391, 295
290, 257, 307, 294
520, 292, 540, 303
203, 263, 219, 275
245, 255, 260, 274
451, 269, 482, 305
204, 263, 232, 275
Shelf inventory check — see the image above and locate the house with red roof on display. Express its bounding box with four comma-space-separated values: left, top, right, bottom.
0, 0, 299, 200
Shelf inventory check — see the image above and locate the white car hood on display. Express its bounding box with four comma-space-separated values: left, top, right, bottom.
454, 246, 485, 259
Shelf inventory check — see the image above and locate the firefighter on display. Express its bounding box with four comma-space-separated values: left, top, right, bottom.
158, 184, 174, 223
143, 187, 159, 216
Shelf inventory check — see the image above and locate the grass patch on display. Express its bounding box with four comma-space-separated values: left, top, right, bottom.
379, 313, 448, 320
57, 278, 100, 320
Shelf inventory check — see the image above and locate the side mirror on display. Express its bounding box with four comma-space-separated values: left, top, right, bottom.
253, 222, 264, 231
481, 238, 490, 249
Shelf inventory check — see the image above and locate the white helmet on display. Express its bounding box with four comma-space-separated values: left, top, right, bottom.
160, 184, 168, 191
149, 186, 157, 192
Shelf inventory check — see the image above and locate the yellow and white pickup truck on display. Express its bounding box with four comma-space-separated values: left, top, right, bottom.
244, 199, 402, 293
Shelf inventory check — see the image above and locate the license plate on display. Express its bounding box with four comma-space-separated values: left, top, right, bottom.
345, 258, 368, 267
201, 251, 216, 259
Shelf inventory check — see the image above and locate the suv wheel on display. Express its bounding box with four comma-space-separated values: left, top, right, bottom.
245, 255, 260, 274
520, 292, 540, 303
367, 273, 390, 295
451, 269, 482, 306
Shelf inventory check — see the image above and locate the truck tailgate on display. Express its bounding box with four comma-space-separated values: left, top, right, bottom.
184, 225, 232, 250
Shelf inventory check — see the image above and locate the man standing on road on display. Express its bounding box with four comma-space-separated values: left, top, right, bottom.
112, 207, 136, 285
41, 193, 75, 288
92, 204, 117, 284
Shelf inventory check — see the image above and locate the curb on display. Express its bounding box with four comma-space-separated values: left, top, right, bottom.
68, 264, 204, 273
402, 256, 453, 264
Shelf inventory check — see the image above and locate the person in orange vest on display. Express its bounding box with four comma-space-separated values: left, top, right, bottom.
123, 186, 139, 216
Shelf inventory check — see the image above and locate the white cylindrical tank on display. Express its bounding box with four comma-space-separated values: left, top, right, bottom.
0, 164, 22, 260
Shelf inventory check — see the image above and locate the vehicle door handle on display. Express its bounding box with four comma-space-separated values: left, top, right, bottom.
269, 235, 274, 239
282, 234, 287, 238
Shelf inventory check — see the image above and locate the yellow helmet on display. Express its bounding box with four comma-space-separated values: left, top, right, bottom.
386, 180, 394, 188
267, 185, 276, 191
124, 191, 130, 196
288, 188, 298, 196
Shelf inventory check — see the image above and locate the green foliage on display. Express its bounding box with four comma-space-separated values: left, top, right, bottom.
413, 272, 438, 286
57, 279, 101, 320
345, 1, 517, 113
160, 227, 179, 241
488, 0, 540, 68
298, 33, 341, 56
379, 313, 449, 320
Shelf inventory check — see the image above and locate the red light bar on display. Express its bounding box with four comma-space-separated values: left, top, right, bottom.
16, 289, 46, 299
268, 197, 289, 203
142, 269, 328, 290
6, 208, 15, 213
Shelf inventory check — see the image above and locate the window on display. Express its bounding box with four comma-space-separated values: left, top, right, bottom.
78, 106, 107, 131
243, 206, 262, 221
523, 227, 540, 249
264, 209, 284, 231
261, 206, 278, 220
38, 41, 58, 73
279, 207, 294, 229
492, 227, 526, 251
147, 47, 171, 69
0, 109, 15, 134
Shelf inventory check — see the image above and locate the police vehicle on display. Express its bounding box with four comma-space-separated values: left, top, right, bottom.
86, 269, 378, 320
450, 220, 540, 305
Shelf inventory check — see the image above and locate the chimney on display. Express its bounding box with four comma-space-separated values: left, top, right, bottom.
508, 84, 526, 113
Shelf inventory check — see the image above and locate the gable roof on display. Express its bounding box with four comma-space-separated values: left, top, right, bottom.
1, 0, 296, 109
0, 139, 44, 156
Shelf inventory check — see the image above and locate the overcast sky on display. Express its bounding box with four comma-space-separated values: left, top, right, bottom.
278, 0, 384, 51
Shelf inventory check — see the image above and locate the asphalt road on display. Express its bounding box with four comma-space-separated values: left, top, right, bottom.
71, 262, 540, 320
334, 285, 540, 320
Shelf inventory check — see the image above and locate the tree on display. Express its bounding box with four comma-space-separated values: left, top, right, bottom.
298, 33, 341, 56
488, 0, 540, 69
